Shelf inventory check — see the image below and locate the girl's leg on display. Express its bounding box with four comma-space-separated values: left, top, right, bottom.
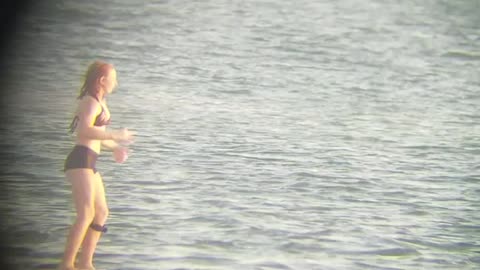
77, 172, 109, 269
60, 169, 96, 269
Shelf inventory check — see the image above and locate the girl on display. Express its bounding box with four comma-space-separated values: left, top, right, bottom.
60, 61, 135, 270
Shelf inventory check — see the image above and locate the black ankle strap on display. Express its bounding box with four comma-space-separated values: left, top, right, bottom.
90, 223, 108, 233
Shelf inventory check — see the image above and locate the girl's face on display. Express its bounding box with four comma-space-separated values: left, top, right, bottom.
101, 68, 118, 95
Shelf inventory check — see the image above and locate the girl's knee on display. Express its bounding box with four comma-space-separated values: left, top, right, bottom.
96, 205, 109, 222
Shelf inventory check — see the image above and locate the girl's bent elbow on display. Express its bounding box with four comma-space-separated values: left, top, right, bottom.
77, 128, 95, 139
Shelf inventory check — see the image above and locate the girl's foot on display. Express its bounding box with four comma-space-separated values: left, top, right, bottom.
76, 265, 96, 270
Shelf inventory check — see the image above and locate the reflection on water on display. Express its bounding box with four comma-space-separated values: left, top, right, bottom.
1, 0, 480, 269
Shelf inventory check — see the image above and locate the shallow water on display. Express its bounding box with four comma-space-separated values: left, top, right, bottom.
1, 0, 480, 269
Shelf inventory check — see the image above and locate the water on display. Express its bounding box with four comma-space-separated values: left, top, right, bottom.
1, 0, 479, 269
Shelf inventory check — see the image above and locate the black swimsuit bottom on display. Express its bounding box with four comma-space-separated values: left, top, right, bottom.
64, 145, 98, 173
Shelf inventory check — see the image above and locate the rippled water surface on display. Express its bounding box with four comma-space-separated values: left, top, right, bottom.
1, 0, 480, 269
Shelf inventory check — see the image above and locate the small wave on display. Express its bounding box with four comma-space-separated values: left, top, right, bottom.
164, 254, 236, 265
375, 247, 420, 257
343, 247, 420, 257
279, 241, 324, 253
217, 89, 252, 95
442, 51, 480, 60
254, 261, 293, 270
355, 262, 403, 270
194, 239, 236, 248
397, 238, 478, 252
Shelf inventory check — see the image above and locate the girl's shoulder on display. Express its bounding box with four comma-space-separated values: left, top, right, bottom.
78, 95, 102, 114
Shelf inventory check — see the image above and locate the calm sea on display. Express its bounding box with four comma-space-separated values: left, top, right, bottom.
1, 0, 479, 269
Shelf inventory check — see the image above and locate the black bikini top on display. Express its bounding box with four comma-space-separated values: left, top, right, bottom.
68, 95, 111, 133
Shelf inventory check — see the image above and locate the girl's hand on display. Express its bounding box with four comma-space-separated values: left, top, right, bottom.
113, 146, 129, 163
112, 128, 136, 144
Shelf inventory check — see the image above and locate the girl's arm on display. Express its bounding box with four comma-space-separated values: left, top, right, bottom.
76, 97, 117, 140
101, 139, 120, 151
